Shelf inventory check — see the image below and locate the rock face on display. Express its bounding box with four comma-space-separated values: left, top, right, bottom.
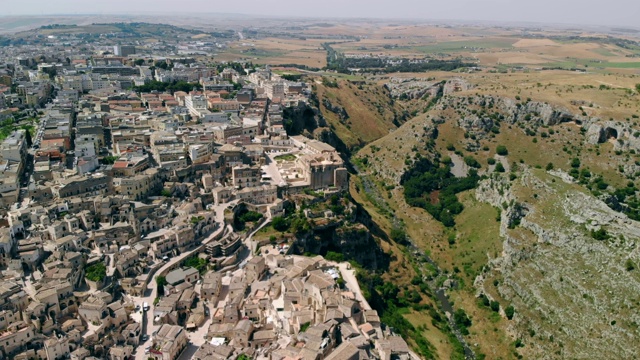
384, 78, 442, 99
384, 78, 470, 99
283, 102, 325, 135
322, 98, 349, 122
295, 222, 388, 270
475, 169, 640, 359
437, 95, 581, 127
585, 121, 640, 150
436, 94, 640, 151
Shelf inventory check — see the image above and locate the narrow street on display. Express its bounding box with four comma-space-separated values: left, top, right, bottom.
131, 202, 231, 360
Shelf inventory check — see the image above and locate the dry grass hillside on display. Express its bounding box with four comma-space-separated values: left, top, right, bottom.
312, 78, 408, 149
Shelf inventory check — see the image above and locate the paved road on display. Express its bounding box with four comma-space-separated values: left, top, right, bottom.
131, 202, 232, 360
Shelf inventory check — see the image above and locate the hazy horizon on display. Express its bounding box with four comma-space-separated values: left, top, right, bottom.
3, 0, 640, 29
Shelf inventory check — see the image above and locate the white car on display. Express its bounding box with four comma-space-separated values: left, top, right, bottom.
144, 347, 150, 354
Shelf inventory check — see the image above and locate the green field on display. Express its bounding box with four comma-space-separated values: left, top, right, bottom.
591, 48, 617, 57
540, 60, 640, 69
414, 39, 516, 54
602, 61, 640, 68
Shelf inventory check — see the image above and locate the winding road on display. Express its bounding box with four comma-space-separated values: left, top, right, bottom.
131, 202, 233, 360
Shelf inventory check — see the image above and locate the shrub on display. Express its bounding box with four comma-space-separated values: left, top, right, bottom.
495, 163, 505, 173
390, 227, 408, 245
591, 228, 609, 240
545, 162, 554, 171
570, 158, 581, 168
464, 156, 481, 168
514, 339, 524, 348
454, 308, 472, 328
490, 300, 500, 312
496, 145, 508, 156
505, 305, 515, 320
626, 259, 635, 271
487, 158, 496, 165
325, 251, 344, 262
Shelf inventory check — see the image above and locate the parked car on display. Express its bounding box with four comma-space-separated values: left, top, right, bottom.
141, 334, 148, 341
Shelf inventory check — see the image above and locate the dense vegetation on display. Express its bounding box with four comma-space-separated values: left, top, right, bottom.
234, 208, 264, 231
85, 263, 107, 282
184, 256, 208, 274
354, 269, 468, 359
402, 158, 481, 227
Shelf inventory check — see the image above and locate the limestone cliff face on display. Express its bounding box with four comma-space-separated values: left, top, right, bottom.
283, 101, 326, 136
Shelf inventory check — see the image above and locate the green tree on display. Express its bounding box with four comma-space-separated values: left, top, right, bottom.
570, 157, 581, 168
156, 276, 168, 296
505, 305, 515, 320
490, 300, 500, 312
390, 227, 408, 244
464, 156, 481, 168
290, 217, 310, 234
453, 308, 472, 335
496, 145, 509, 156
272, 216, 290, 232
495, 162, 505, 173
325, 251, 344, 262
85, 263, 106, 282
100, 156, 119, 165
239, 211, 263, 223
545, 162, 554, 171
184, 256, 208, 273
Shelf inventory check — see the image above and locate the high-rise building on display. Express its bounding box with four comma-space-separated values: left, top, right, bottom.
113, 45, 136, 57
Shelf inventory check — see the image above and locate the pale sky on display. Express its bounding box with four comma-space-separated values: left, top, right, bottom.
3, 0, 639, 28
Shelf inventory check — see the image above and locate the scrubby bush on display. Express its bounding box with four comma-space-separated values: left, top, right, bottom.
505, 305, 515, 320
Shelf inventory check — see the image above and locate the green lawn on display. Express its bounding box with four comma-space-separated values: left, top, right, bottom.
275, 154, 296, 161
